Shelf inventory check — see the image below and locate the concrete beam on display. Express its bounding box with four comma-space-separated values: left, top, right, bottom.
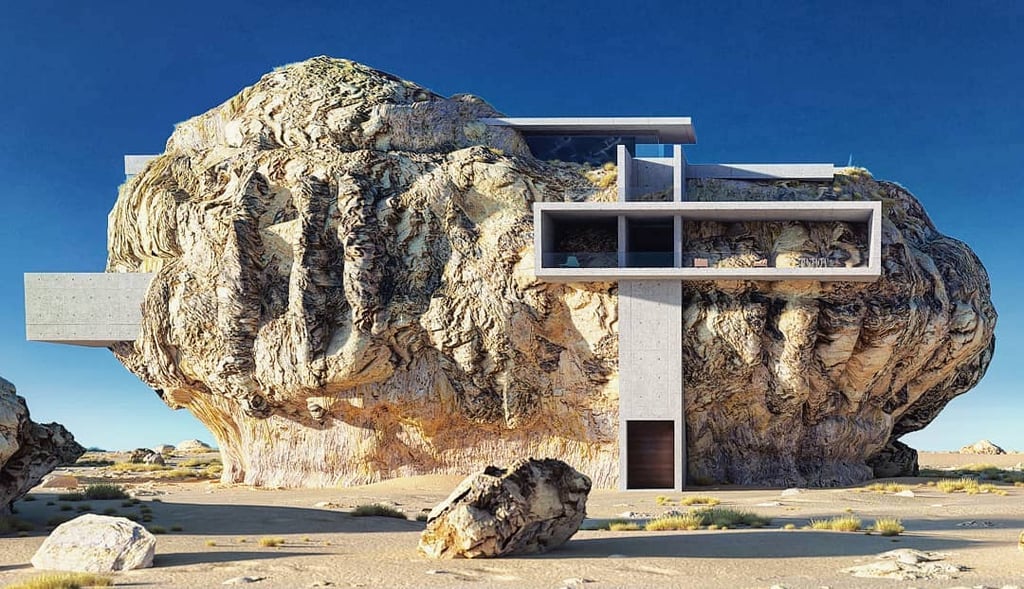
124, 155, 158, 178
687, 163, 834, 181
481, 117, 697, 144
24, 273, 154, 347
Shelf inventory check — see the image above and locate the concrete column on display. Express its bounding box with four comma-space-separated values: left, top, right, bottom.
673, 144, 686, 201
618, 279, 684, 489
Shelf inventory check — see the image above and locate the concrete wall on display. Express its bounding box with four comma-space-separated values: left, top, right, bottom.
629, 158, 674, 201
24, 273, 153, 347
618, 279, 684, 490
687, 163, 834, 181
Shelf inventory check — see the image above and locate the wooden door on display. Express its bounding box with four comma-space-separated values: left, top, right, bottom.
626, 420, 675, 489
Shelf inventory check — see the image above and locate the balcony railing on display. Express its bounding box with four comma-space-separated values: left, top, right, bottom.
542, 250, 867, 270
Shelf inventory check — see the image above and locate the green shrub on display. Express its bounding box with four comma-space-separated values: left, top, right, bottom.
83, 484, 129, 500
350, 504, 406, 519
56, 492, 84, 502
696, 507, 771, 528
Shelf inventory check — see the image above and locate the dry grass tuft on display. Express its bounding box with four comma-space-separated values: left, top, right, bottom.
0, 515, 35, 533
808, 515, 861, 532
680, 495, 721, 506
5, 572, 113, 589
872, 517, 904, 536
645, 513, 704, 531
863, 481, 911, 493
258, 536, 284, 547
83, 484, 129, 500
608, 521, 642, 531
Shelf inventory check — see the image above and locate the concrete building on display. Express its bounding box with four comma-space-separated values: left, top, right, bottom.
24, 117, 882, 490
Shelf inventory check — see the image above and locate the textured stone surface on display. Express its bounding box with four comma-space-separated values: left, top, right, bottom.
129, 448, 165, 465
31, 514, 156, 572
959, 439, 1006, 455
418, 458, 591, 558
1, 376, 85, 513
866, 440, 919, 478
107, 56, 995, 488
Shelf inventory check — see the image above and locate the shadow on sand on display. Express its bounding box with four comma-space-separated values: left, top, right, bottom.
155, 550, 330, 567
537, 530, 977, 559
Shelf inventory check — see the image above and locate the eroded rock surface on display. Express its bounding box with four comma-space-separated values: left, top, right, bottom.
31, 514, 156, 572
1, 376, 85, 513
418, 458, 591, 558
107, 56, 996, 488
959, 439, 1005, 455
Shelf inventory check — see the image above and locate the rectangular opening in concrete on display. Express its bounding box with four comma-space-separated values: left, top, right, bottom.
626, 217, 674, 267
683, 219, 869, 269
542, 214, 618, 269
626, 420, 675, 489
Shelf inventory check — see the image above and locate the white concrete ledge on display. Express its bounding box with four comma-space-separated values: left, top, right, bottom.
25, 273, 154, 347
687, 163, 835, 181
124, 155, 158, 178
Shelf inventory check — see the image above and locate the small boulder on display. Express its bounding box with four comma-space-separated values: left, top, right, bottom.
868, 440, 919, 477
418, 458, 591, 559
129, 448, 165, 465
175, 439, 212, 453
959, 439, 1006, 455
31, 514, 156, 572
151, 444, 175, 455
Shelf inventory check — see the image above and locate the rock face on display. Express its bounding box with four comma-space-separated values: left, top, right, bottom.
866, 440, 920, 478
129, 448, 165, 465
175, 439, 212, 453
418, 458, 591, 558
107, 56, 996, 488
1, 376, 85, 513
959, 439, 1005, 455
31, 514, 156, 572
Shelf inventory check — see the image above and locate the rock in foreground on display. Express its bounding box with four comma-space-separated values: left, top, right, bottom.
959, 439, 1006, 455
31, 514, 156, 572
1, 376, 85, 513
418, 458, 591, 559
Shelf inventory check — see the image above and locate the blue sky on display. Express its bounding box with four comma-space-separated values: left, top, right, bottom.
0, 1, 1020, 451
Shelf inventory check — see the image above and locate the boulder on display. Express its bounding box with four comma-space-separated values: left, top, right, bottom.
959, 439, 1005, 455
1, 376, 85, 513
418, 458, 591, 558
152, 444, 175, 455
106, 56, 996, 488
129, 448, 165, 465
175, 439, 211, 453
31, 514, 156, 572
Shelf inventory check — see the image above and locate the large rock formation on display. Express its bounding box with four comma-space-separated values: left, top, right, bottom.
418, 458, 591, 558
1, 376, 85, 512
107, 56, 996, 488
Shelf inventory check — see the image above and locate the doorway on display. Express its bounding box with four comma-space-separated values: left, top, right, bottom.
626, 420, 675, 489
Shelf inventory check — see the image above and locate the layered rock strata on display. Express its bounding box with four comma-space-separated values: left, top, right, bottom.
1, 376, 85, 512
107, 56, 996, 488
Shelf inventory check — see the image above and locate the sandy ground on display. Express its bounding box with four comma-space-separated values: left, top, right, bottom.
2, 453, 1024, 588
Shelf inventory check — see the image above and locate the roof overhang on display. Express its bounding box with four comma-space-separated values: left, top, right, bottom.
480, 117, 697, 144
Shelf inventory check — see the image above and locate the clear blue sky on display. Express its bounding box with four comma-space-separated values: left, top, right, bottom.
0, 1, 1020, 452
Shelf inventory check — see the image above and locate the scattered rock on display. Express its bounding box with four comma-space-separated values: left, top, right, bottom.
959, 440, 1006, 455
37, 474, 80, 489
151, 444, 175, 454
308, 581, 333, 587
894, 490, 916, 498
175, 439, 212, 452
781, 488, 804, 497
223, 576, 266, 584
756, 501, 782, 507
1, 376, 85, 512
31, 514, 156, 572
418, 458, 591, 558
956, 520, 995, 527
129, 448, 165, 465
313, 501, 342, 509
841, 549, 963, 580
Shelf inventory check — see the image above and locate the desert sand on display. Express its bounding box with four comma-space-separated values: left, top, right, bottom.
3, 452, 1024, 589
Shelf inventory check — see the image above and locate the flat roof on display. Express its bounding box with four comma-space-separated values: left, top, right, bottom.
480, 117, 697, 144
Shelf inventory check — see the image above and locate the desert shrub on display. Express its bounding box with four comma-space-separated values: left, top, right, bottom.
872, 517, 904, 536
75, 504, 92, 512
258, 536, 284, 547
110, 462, 169, 472
350, 504, 406, 519
782, 523, 796, 530
696, 508, 771, 528
170, 525, 183, 532
0, 515, 35, 533
74, 459, 115, 467
102, 508, 117, 516
808, 515, 861, 532
5, 572, 113, 589
415, 513, 429, 522
58, 504, 73, 512
205, 540, 217, 547
148, 525, 167, 534
84, 484, 129, 500
937, 477, 980, 493
56, 492, 84, 502
645, 513, 704, 531
21, 495, 37, 502
654, 495, 674, 506
46, 515, 71, 527
680, 495, 721, 506
180, 457, 221, 468
863, 482, 911, 493
608, 521, 642, 531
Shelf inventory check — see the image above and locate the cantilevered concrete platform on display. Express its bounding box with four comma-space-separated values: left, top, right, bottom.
24, 273, 154, 346
481, 117, 697, 144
